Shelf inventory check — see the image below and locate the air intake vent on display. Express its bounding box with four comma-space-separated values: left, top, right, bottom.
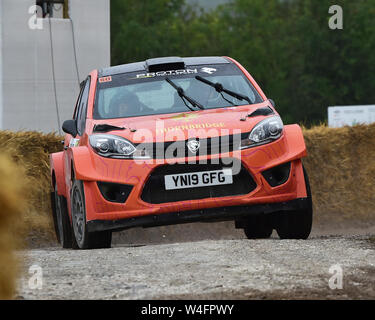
97, 182, 133, 203
261, 162, 291, 187
145, 57, 185, 72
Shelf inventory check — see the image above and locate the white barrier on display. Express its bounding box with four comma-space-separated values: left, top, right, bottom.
328, 105, 375, 128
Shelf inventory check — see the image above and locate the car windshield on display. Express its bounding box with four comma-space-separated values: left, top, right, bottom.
94, 64, 263, 119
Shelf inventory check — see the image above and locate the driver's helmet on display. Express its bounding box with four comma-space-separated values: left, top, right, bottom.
109, 90, 141, 117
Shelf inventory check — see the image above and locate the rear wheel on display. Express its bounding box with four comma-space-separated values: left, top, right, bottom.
243, 215, 273, 239
71, 179, 112, 249
53, 182, 72, 248
275, 166, 313, 239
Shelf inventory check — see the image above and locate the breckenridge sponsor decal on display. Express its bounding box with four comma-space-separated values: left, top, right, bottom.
156, 122, 225, 134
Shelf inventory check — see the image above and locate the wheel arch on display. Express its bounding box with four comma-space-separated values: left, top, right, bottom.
50, 152, 66, 197
283, 124, 307, 160
70, 146, 97, 181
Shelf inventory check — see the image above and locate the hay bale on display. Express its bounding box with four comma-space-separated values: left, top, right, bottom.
0, 131, 63, 243
303, 123, 375, 225
0, 155, 26, 299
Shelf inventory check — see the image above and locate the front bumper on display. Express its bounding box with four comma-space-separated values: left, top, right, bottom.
73, 124, 307, 224
87, 198, 309, 232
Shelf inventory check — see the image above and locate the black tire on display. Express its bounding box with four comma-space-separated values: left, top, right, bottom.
71, 179, 112, 249
275, 166, 313, 240
243, 215, 273, 239
53, 182, 73, 248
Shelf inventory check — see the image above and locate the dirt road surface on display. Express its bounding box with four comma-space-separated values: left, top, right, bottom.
16, 226, 375, 299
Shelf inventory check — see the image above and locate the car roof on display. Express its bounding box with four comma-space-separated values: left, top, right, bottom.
98, 56, 231, 77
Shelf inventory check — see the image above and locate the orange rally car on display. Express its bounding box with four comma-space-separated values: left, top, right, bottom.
50, 56, 312, 249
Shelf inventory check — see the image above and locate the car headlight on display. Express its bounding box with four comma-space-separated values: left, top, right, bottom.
89, 134, 150, 159
240, 116, 283, 149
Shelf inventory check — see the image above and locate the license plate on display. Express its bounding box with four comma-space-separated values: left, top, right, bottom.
164, 169, 233, 190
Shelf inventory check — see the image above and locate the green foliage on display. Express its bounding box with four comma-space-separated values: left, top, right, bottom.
111, 0, 375, 126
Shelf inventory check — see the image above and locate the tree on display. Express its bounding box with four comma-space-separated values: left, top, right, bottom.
110, 0, 375, 126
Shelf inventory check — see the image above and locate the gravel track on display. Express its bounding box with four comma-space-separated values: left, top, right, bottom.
16, 235, 375, 300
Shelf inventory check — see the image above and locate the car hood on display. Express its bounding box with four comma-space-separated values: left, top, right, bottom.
89, 101, 275, 143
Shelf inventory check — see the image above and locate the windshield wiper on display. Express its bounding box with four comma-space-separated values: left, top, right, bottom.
195, 75, 252, 105
165, 77, 205, 110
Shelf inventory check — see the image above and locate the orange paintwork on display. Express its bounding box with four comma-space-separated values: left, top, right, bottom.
50, 57, 308, 223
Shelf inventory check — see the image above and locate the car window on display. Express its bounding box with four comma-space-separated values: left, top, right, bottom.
76, 77, 90, 136
94, 64, 263, 119
73, 81, 86, 120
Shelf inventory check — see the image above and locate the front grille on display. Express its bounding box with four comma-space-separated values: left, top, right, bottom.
141, 158, 256, 204
137, 132, 249, 159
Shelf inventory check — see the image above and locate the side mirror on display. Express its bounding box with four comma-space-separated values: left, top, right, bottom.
62, 120, 78, 137
269, 99, 275, 107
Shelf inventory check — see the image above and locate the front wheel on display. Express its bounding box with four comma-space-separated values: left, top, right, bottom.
243, 215, 273, 239
275, 166, 313, 240
71, 179, 112, 249
53, 182, 72, 248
